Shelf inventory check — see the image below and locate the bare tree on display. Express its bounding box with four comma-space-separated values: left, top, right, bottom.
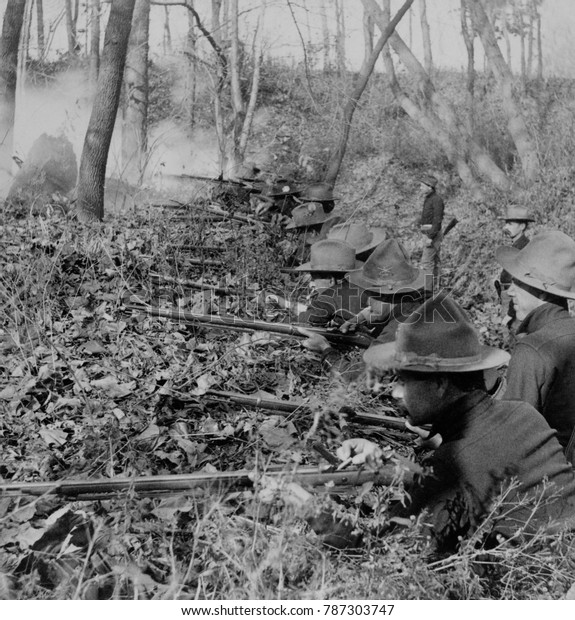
460, 0, 475, 127
366, 0, 510, 189
36, 0, 44, 57
162, 5, 172, 54
122, 0, 150, 185
65, 0, 80, 55
76, 0, 135, 222
0, 0, 26, 187
334, 0, 346, 76
185, 1, 197, 127
89, 0, 100, 87
470, 0, 539, 181
320, 0, 330, 71
323, 0, 415, 187
418, 0, 432, 75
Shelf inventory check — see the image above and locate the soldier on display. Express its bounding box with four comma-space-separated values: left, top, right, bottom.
497, 230, 575, 463
419, 174, 445, 281
494, 206, 535, 332
297, 240, 430, 377
284, 203, 342, 266
297, 182, 340, 214
253, 182, 301, 225
315, 294, 575, 549
263, 239, 359, 318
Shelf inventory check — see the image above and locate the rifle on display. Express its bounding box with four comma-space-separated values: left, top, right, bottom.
0, 465, 398, 500
124, 303, 374, 348
150, 272, 238, 295
442, 217, 458, 237
150, 201, 266, 226
203, 389, 407, 431
163, 173, 261, 190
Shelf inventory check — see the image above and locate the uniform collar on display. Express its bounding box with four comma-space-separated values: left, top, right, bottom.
517, 301, 570, 336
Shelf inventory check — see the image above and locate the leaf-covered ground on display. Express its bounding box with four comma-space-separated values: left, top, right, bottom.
1, 176, 574, 600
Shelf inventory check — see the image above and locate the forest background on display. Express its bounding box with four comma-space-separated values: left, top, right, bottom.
1, 0, 575, 601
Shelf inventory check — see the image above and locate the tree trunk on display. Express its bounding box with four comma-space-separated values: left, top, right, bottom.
323, 0, 414, 187
334, 0, 346, 77
210, 0, 226, 171
418, 0, 432, 75
320, 0, 330, 72
238, 1, 265, 158
471, 0, 539, 182
89, 0, 100, 87
460, 0, 475, 130
0, 0, 26, 191
502, 9, 511, 66
162, 6, 171, 54
65, 0, 78, 55
122, 0, 149, 185
36, 0, 44, 57
527, 2, 534, 78
228, 0, 244, 169
76, 0, 135, 222
536, 8, 542, 81
185, 1, 197, 128
362, 7, 374, 60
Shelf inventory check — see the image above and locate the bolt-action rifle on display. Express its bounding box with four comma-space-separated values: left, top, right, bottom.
0, 465, 399, 500
203, 389, 406, 430
124, 304, 374, 348
150, 200, 266, 226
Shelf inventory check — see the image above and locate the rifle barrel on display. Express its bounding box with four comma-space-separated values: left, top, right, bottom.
124, 304, 373, 348
150, 272, 235, 295
0, 466, 398, 499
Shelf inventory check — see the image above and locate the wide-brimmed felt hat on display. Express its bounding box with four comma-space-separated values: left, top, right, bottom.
267, 182, 301, 198
496, 230, 575, 300
286, 202, 341, 230
419, 174, 438, 189
233, 161, 260, 182
346, 239, 426, 294
363, 293, 510, 373
298, 183, 340, 202
295, 239, 363, 273
327, 223, 387, 261
498, 206, 535, 222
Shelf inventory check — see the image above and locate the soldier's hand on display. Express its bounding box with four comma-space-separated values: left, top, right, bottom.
424, 236, 433, 247
296, 327, 332, 353
336, 438, 385, 468
339, 307, 372, 333
405, 421, 442, 449
270, 213, 291, 228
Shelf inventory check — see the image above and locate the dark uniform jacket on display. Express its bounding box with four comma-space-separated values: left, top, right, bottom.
299, 284, 426, 343
503, 302, 575, 457
393, 391, 575, 549
298, 280, 373, 328
420, 191, 444, 239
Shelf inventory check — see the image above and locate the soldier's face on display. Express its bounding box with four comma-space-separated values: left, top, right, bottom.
508, 279, 543, 321
392, 371, 444, 426
419, 182, 432, 196
503, 221, 525, 239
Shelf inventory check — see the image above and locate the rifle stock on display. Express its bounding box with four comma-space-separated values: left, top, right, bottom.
0, 465, 398, 499
124, 304, 374, 348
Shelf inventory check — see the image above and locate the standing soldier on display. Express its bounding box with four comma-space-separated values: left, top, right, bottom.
497, 230, 575, 463
419, 174, 444, 281
494, 206, 534, 332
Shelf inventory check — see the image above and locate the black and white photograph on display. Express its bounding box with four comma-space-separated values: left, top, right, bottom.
1, 0, 575, 606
